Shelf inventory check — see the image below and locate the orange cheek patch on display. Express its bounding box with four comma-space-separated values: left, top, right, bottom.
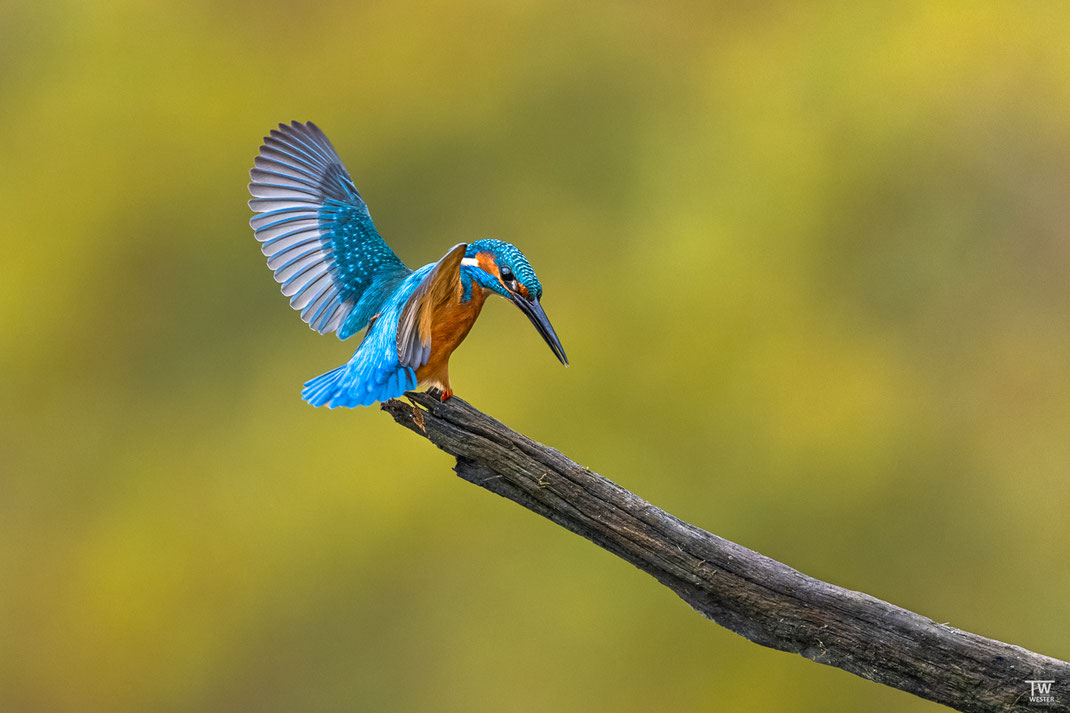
517, 284, 530, 299
475, 251, 499, 277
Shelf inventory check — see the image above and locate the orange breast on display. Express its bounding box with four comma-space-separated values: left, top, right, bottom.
415, 284, 487, 388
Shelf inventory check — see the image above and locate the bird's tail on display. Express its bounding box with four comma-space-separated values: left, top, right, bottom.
301, 362, 418, 408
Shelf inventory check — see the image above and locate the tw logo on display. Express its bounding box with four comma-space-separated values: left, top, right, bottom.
1025, 680, 1056, 706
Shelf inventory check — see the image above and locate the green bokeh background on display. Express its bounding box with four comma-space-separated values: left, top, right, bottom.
3, 1, 1069, 711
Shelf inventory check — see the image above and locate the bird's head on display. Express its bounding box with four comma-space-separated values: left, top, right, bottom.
463, 239, 568, 366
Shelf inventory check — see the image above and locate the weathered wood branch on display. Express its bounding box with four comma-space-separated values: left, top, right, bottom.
382, 392, 1068, 712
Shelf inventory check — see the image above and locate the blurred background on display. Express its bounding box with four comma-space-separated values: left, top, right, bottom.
3, 1, 1069, 711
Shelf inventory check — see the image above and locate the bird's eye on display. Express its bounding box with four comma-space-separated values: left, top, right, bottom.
500, 267, 516, 285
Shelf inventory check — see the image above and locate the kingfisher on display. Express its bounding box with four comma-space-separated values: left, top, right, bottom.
248, 121, 568, 408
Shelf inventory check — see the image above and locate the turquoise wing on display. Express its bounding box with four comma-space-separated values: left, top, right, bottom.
248, 121, 409, 337
301, 267, 431, 408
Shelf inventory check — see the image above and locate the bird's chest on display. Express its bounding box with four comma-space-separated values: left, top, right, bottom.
426, 286, 488, 364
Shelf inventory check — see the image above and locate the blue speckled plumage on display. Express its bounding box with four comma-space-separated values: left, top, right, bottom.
249, 122, 408, 336
465, 239, 543, 300
249, 122, 568, 408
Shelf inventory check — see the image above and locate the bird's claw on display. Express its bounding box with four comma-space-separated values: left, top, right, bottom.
427, 387, 454, 402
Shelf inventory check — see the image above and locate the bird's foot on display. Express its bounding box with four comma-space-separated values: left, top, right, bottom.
427, 387, 453, 402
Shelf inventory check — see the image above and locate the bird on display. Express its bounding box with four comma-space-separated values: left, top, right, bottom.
248, 121, 568, 408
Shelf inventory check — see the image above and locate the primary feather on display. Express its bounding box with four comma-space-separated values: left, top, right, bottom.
248, 121, 409, 338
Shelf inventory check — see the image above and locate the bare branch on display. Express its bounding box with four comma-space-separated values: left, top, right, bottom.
382, 392, 1069, 713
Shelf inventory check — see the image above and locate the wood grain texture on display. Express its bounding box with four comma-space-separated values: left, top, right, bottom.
381, 392, 1069, 713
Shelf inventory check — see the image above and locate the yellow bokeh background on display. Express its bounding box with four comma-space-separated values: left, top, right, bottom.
3, 1, 1069, 711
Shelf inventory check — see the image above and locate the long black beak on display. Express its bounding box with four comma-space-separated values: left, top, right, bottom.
510, 293, 569, 366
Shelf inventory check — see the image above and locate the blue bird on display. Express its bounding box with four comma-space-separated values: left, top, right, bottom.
248, 121, 568, 408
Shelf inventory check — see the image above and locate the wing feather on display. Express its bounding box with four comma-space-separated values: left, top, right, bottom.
248, 121, 409, 337
256, 219, 319, 244
396, 243, 467, 368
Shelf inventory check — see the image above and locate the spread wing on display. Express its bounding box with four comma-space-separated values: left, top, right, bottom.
396, 243, 467, 368
248, 121, 408, 336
